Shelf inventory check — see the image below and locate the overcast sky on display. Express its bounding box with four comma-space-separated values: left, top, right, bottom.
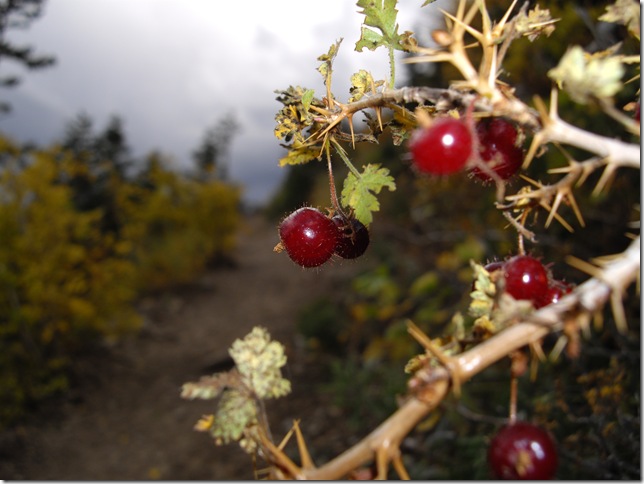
0, 0, 451, 206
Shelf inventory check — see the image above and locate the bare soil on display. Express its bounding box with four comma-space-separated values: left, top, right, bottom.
0, 214, 370, 480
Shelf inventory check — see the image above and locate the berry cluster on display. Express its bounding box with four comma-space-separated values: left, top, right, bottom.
277, 207, 369, 268
488, 421, 558, 479
409, 116, 523, 182
485, 255, 573, 308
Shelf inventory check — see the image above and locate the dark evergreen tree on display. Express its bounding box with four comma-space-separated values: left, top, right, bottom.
192, 113, 238, 180
61, 113, 134, 234
0, 0, 55, 112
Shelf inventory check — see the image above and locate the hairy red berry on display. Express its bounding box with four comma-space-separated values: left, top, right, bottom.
332, 215, 370, 259
502, 255, 549, 306
479, 117, 518, 148
471, 118, 523, 182
409, 117, 473, 175
488, 422, 558, 479
278, 207, 339, 268
537, 279, 573, 308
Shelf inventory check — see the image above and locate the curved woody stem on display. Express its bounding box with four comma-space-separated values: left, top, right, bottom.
290, 236, 640, 479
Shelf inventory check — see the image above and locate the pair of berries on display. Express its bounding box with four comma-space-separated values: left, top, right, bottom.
277, 207, 369, 268
485, 255, 573, 309
409, 116, 523, 181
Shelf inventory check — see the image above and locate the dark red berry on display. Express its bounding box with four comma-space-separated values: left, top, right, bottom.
479, 117, 517, 149
471, 118, 523, 182
278, 207, 339, 268
471, 142, 523, 182
488, 422, 558, 479
484, 260, 505, 274
502, 255, 549, 306
537, 280, 573, 308
409, 117, 473, 175
332, 215, 370, 259
634, 101, 640, 124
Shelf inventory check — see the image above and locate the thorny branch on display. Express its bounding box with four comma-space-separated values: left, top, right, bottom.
269, 235, 640, 480
191, 0, 641, 478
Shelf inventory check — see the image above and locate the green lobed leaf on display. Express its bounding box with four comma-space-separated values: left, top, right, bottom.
355, 25, 385, 52
355, 0, 412, 52
341, 164, 395, 225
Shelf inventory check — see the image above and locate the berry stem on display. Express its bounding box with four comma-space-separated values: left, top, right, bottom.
508, 374, 517, 425
325, 141, 347, 218
330, 137, 362, 179
387, 46, 396, 89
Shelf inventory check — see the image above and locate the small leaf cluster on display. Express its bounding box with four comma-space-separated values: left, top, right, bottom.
229, 326, 291, 399
182, 327, 291, 453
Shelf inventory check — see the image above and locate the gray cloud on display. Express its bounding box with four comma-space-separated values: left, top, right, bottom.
0, 0, 452, 206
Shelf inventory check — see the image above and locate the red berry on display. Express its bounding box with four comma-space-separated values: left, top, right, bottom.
332, 215, 370, 259
409, 117, 473, 175
634, 101, 640, 124
278, 207, 339, 268
479, 117, 517, 149
484, 260, 505, 274
537, 280, 573, 308
488, 422, 558, 479
471, 118, 523, 182
502, 255, 549, 306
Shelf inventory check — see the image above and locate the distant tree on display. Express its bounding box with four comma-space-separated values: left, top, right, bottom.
61, 112, 94, 154
94, 115, 132, 177
0, 0, 55, 112
60, 112, 133, 233
192, 113, 238, 180
62, 112, 131, 176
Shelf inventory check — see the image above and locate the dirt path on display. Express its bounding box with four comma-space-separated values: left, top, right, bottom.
2, 214, 369, 480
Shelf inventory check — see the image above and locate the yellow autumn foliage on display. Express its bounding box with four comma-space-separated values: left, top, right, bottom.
0, 135, 240, 426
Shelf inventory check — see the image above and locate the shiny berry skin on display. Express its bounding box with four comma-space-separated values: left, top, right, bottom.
488, 422, 558, 479
278, 207, 339, 268
502, 255, 549, 305
332, 215, 370, 259
471, 118, 523, 182
537, 280, 573, 308
409, 118, 473, 175
479, 117, 517, 148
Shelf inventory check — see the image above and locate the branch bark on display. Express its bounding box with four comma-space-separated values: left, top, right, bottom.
547, 117, 640, 168
298, 236, 639, 480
